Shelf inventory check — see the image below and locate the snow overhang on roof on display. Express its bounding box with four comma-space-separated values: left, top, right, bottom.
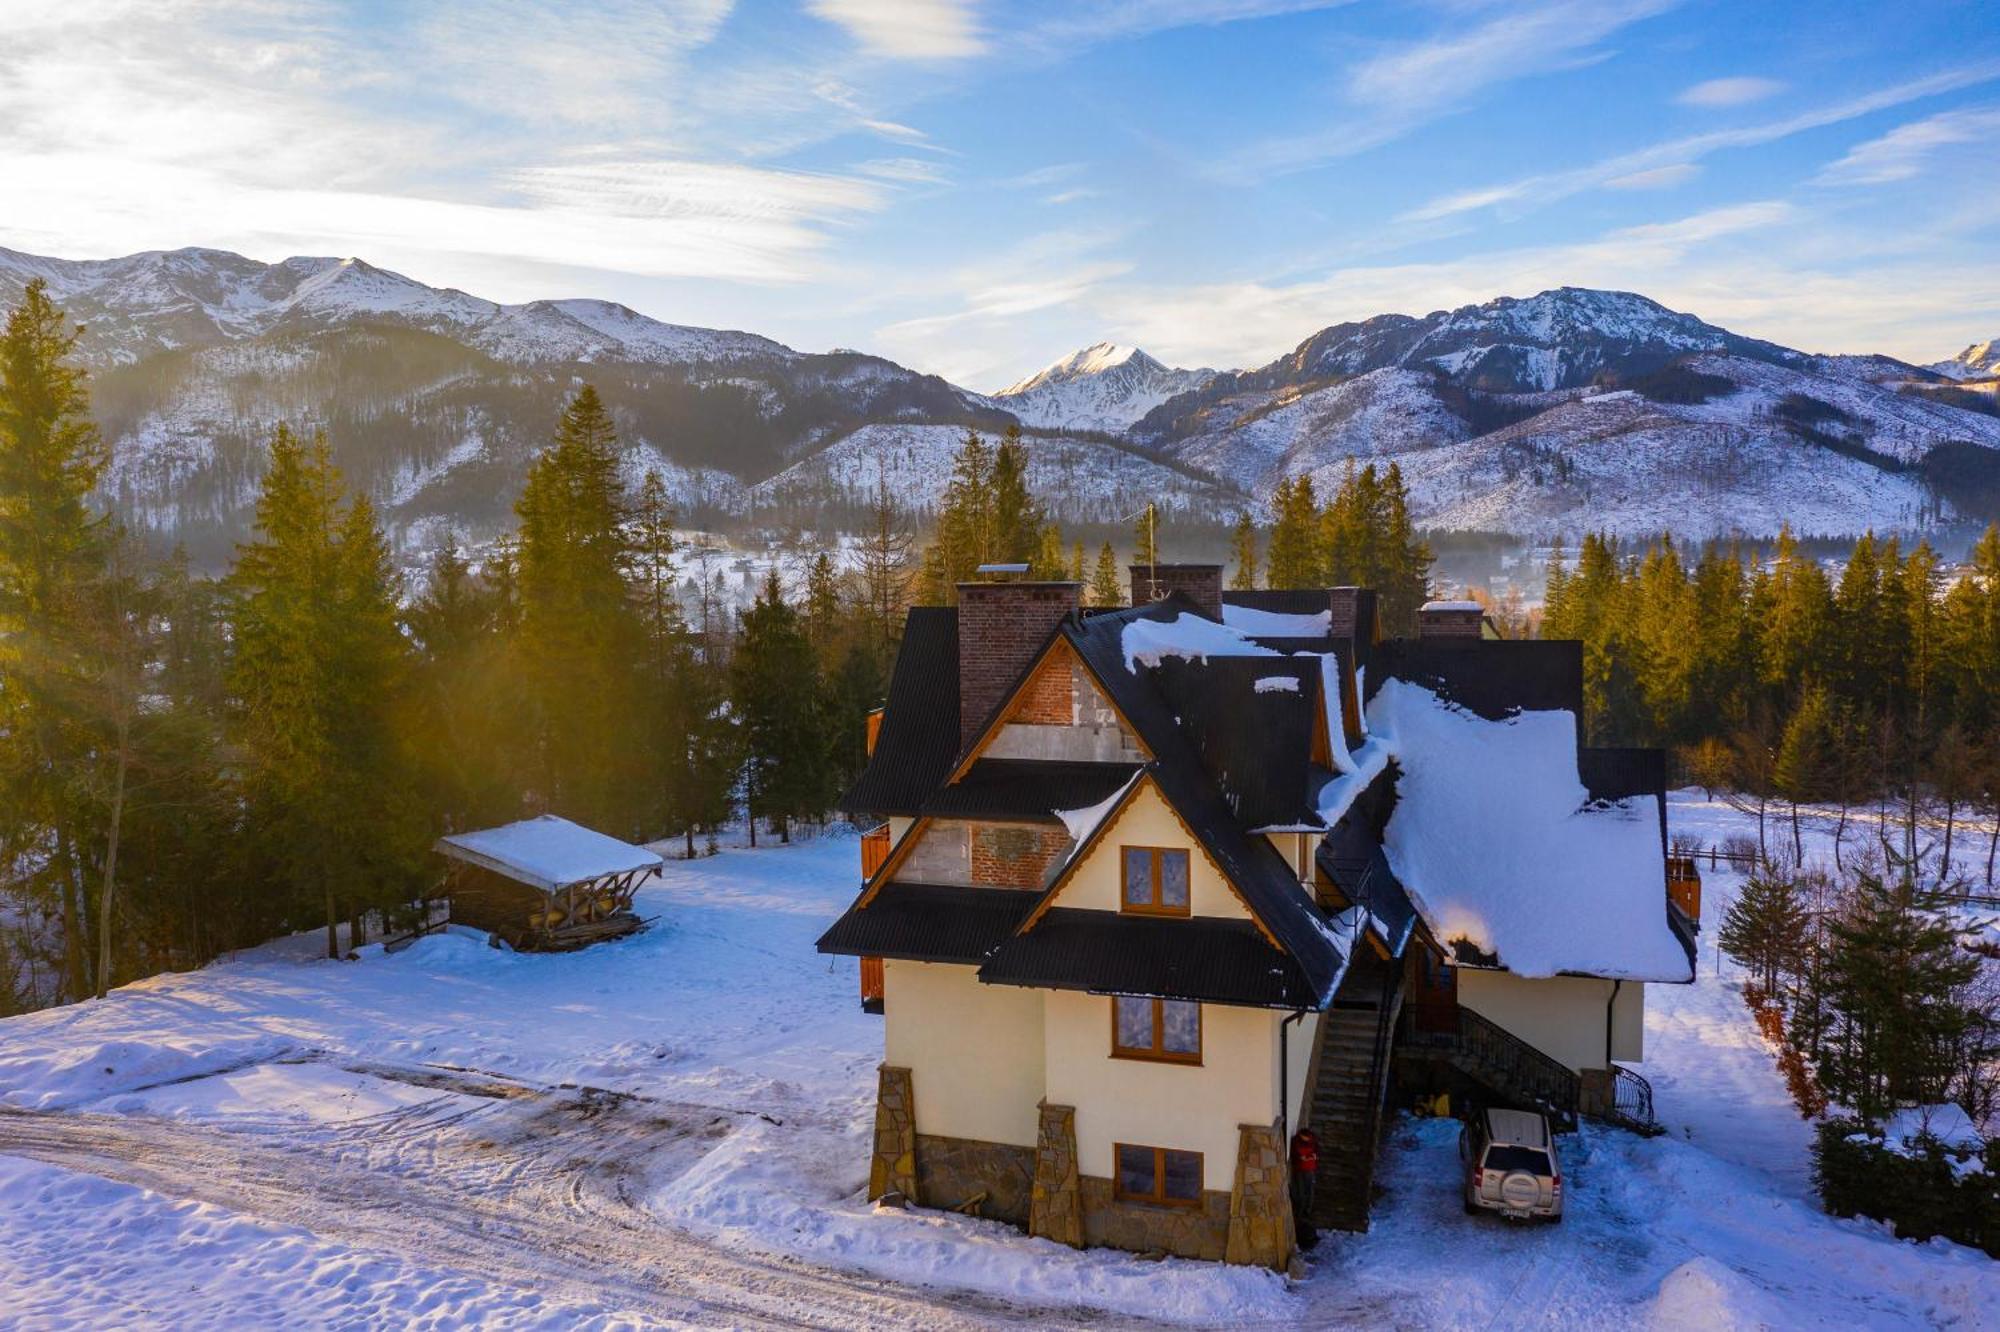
1366, 678, 1690, 983
435, 815, 663, 892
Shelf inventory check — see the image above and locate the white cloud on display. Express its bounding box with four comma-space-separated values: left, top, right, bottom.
1604, 163, 1701, 190
805, 0, 985, 59
1399, 62, 2000, 222
855, 157, 951, 183
1817, 105, 2000, 186
1231, 0, 1677, 177
1677, 76, 1785, 108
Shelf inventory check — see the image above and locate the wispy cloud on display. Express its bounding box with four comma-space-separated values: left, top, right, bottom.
1399, 62, 2000, 222
1605, 163, 1701, 190
1231, 0, 1676, 178
855, 157, 952, 183
805, 0, 985, 60
1677, 76, 1785, 108
1816, 104, 2000, 186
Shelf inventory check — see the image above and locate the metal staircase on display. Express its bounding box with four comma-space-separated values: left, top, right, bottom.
1304, 952, 1404, 1233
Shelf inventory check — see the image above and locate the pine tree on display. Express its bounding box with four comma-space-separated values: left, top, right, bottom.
406, 533, 517, 832
1089, 541, 1123, 608
229, 427, 422, 959
1133, 502, 1160, 576
918, 430, 993, 604
514, 385, 644, 833
1264, 475, 1319, 588
0, 279, 112, 999
1228, 511, 1257, 591
1774, 684, 1835, 864
1820, 869, 1985, 1122
990, 425, 1045, 567
802, 551, 842, 657
1070, 540, 1086, 583
732, 570, 825, 844
1719, 871, 1809, 992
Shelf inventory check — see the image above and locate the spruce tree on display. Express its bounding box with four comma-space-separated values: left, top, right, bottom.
732, 570, 824, 844
514, 385, 644, 833
1264, 476, 1319, 588
918, 430, 993, 604
230, 427, 421, 959
1228, 511, 1257, 590
1774, 684, 1835, 864
1090, 541, 1123, 607
1719, 870, 1809, 992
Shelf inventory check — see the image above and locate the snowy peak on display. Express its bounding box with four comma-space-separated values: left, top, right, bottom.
1931, 338, 2000, 381
0, 245, 795, 369
995, 340, 1212, 433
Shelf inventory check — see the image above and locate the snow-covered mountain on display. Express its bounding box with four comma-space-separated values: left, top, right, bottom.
1931, 338, 2000, 382
6, 246, 1998, 549
991, 342, 1212, 433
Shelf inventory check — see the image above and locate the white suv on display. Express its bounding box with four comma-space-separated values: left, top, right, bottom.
1459, 1107, 1563, 1223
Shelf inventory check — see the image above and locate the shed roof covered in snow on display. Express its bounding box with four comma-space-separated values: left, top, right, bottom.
435, 815, 662, 892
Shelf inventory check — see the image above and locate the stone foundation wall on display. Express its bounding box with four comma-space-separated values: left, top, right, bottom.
915, 1134, 1036, 1226
1030, 1102, 1083, 1247
1078, 1176, 1232, 1262
869, 1065, 917, 1200
1224, 1122, 1293, 1269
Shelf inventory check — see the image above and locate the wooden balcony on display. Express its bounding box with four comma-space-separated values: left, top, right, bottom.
860, 955, 884, 1014
1667, 856, 1701, 926
861, 822, 892, 881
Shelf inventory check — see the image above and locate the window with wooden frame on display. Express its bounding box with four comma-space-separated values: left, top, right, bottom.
1113, 1143, 1203, 1207
1112, 995, 1202, 1062
1120, 846, 1190, 915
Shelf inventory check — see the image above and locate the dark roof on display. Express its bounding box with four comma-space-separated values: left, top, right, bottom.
922, 760, 1139, 822
1316, 842, 1420, 959
839, 608, 961, 816
1222, 589, 1332, 615
1060, 596, 1349, 1003
1151, 657, 1321, 828
1366, 639, 1583, 720
816, 881, 1038, 965
981, 909, 1321, 1009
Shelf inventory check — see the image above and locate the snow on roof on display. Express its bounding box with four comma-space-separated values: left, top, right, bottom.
1220, 603, 1333, 636
435, 815, 663, 892
1253, 675, 1300, 693
1053, 769, 1143, 846
1120, 612, 1277, 672
1420, 599, 1485, 613
1366, 678, 1688, 981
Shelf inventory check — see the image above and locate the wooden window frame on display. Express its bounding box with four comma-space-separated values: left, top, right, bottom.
1110, 995, 1203, 1064
1112, 1143, 1205, 1208
1119, 845, 1191, 917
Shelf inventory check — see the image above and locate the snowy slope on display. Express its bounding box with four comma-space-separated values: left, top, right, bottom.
992, 342, 1213, 433
750, 422, 1244, 522
1931, 337, 2000, 381
0, 807, 1994, 1327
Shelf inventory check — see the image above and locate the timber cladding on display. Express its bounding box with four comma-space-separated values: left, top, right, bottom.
971, 823, 1072, 889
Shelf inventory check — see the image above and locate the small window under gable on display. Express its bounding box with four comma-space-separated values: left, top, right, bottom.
1121, 846, 1190, 915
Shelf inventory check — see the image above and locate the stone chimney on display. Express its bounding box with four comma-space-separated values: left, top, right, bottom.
1417, 599, 1487, 642
957, 579, 1082, 749
1127, 563, 1223, 619
1328, 587, 1379, 645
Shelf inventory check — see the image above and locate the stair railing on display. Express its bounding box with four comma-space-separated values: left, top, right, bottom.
1609, 1064, 1661, 1133
1443, 1004, 1581, 1126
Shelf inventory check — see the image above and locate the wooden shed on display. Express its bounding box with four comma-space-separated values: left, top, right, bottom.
436, 815, 663, 951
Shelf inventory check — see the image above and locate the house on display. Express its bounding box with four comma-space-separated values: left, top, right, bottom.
817, 566, 1697, 1269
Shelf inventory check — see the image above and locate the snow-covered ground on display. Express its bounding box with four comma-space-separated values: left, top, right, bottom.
1, 800, 1995, 1329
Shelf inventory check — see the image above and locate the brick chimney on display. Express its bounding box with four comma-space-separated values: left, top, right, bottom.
1328, 587, 1379, 645
1128, 563, 1223, 619
1417, 599, 1487, 642
957, 580, 1082, 748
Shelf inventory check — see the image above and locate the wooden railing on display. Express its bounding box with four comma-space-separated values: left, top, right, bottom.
860, 956, 885, 1010
1667, 855, 1701, 925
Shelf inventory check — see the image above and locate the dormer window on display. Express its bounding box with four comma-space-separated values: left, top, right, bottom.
1121, 846, 1190, 916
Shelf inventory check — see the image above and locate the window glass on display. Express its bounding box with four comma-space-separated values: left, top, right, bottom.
1122, 848, 1151, 907
1483, 1146, 1551, 1174
1115, 996, 1155, 1050
1162, 1150, 1202, 1202
1160, 850, 1189, 908
1161, 1000, 1200, 1054
1116, 1144, 1155, 1197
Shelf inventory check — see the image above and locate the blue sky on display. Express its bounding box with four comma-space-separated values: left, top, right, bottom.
6, 0, 1998, 387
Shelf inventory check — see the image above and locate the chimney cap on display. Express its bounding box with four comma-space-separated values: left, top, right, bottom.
972, 562, 1032, 575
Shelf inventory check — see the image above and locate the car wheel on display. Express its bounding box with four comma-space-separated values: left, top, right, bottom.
1543, 1211, 1563, 1226
1463, 1193, 1479, 1216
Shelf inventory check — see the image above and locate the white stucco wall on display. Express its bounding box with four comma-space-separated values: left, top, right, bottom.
1284, 1010, 1321, 1134
1457, 971, 1646, 1071
883, 961, 1047, 1148
1042, 989, 1280, 1193
1055, 782, 1251, 922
